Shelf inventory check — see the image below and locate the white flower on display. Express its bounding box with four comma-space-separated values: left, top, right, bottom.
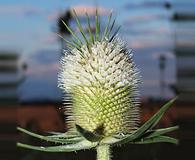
58, 36, 140, 136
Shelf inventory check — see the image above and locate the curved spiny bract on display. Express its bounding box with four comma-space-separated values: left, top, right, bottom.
58, 37, 140, 137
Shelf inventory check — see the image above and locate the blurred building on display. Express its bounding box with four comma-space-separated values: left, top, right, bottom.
171, 1, 195, 102
0, 51, 64, 160
0, 51, 25, 105
0, 50, 25, 131
0, 50, 25, 159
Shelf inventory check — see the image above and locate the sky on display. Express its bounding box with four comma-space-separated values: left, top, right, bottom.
0, 0, 181, 101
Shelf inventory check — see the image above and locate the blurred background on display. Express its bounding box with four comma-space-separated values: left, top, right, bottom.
0, 0, 195, 160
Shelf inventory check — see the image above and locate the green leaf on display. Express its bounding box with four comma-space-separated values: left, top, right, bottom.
150, 97, 177, 129
17, 127, 82, 144
17, 140, 97, 152
132, 136, 178, 145
101, 126, 179, 145
115, 97, 177, 144
47, 131, 79, 138
47, 131, 63, 135
144, 126, 179, 139
76, 124, 103, 142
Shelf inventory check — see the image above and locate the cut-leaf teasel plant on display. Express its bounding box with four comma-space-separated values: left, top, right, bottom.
17, 10, 179, 160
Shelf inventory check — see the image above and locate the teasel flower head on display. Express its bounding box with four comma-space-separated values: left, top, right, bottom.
17, 10, 178, 159
58, 10, 140, 137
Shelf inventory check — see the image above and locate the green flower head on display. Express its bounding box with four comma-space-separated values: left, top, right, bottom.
58, 10, 140, 137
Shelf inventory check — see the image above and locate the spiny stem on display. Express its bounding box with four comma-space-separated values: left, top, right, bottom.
96, 145, 111, 160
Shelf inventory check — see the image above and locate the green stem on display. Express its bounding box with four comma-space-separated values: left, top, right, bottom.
96, 145, 111, 160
